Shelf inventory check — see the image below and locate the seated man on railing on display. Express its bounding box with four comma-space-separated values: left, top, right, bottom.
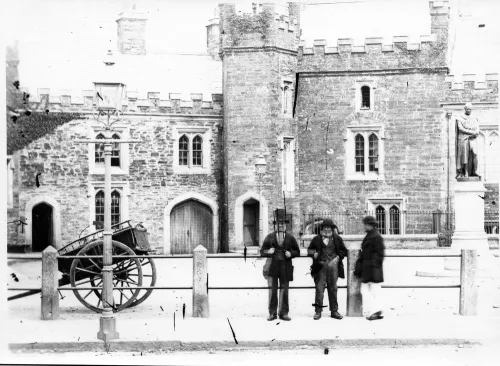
308, 218, 347, 320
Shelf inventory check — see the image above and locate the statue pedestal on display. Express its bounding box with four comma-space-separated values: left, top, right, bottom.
445, 179, 491, 271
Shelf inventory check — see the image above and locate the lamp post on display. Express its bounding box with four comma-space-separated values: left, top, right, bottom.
75, 50, 141, 342
255, 155, 267, 246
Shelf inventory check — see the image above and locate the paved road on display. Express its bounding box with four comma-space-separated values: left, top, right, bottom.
3, 345, 498, 366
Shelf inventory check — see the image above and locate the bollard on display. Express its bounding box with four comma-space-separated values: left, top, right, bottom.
193, 245, 209, 318
347, 249, 363, 317
460, 249, 478, 316
41, 246, 59, 320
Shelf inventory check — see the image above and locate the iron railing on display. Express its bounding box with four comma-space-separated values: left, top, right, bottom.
301, 210, 455, 236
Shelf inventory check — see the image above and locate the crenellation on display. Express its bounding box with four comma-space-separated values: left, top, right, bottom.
352, 45, 366, 53
407, 43, 421, 51
325, 46, 338, 54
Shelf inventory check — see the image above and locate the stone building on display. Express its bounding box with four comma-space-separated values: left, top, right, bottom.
6, 1, 499, 254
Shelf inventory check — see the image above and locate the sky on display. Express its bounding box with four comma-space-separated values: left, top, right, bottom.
4, 0, 500, 95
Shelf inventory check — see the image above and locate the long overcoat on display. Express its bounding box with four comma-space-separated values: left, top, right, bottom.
360, 228, 385, 283
260, 232, 300, 281
308, 233, 348, 279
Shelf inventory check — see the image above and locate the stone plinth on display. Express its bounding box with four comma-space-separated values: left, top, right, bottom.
446, 179, 491, 271
193, 245, 209, 318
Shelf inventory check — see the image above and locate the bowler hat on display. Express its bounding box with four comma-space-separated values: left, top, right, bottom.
321, 218, 337, 229
363, 215, 377, 226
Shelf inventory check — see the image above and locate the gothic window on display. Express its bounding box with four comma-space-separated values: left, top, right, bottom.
282, 81, 293, 116
179, 135, 189, 166
95, 191, 104, 226
355, 134, 365, 172
95, 134, 105, 164
361, 86, 370, 109
375, 206, 386, 234
111, 191, 121, 226
282, 137, 295, 194
389, 205, 400, 235
368, 134, 379, 172
111, 134, 121, 167
192, 135, 203, 166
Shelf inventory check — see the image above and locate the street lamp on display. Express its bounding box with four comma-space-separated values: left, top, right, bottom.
255, 155, 267, 246
75, 50, 140, 342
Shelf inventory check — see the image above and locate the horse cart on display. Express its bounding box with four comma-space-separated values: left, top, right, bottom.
9, 220, 157, 313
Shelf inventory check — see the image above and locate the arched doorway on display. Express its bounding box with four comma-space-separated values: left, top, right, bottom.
170, 199, 214, 254
243, 198, 259, 246
32, 203, 54, 252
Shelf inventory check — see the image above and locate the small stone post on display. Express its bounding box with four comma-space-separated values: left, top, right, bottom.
41, 246, 59, 320
193, 245, 209, 318
347, 249, 363, 317
460, 249, 478, 316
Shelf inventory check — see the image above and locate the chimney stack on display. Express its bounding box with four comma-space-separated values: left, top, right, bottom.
116, 4, 148, 55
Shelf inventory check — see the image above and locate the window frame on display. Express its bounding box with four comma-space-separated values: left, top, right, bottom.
281, 136, 296, 197
344, 125, 385, 181
281, 78, 294, 118
367, 198, 406, 235
173, 127, 211, 175
88, 182, 129, 228
88, 124, 129, 175
354, 80, 376, 112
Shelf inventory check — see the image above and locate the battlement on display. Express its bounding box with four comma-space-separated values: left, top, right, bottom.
218, 2, 301, 51
443, 73, 499, 104
24, 89, 223, 115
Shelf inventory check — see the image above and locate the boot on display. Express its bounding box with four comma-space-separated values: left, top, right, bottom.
267, 314, 277, 321
313, 312, 322, 320
331, 311, 343, 320
279, 314, 291, 321
366, 311, 384, 321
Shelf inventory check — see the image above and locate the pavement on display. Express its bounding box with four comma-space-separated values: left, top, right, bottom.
7, 312, 500, 353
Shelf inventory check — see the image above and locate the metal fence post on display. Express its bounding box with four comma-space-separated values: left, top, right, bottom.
347, 249, 363, 317
460, 249, 477, 316
193, 245, 209, 318
41, 246, 59, 320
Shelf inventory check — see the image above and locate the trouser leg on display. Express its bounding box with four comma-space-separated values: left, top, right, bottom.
278, 277, 290, 316
314, 265, 327, 313
370, 282, 383, 314
269, 276, 278, 316
361, 282, 372, 316
326, 258, 339, 312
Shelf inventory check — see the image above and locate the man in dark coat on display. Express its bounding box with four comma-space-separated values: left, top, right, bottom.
307, 218, 348, 320
360, 216, 385, 321
260, 215, 300, 321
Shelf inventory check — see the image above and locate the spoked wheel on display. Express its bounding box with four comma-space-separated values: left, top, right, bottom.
127, 257, 157, 308
70, 240, 143, 313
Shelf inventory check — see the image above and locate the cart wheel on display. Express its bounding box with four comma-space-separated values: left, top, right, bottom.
70, 240, 143, 313
127, 257, 156, 308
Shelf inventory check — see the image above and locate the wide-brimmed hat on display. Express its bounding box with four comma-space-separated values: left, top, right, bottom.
363, 216, 377, 226
320, 218, 337, 230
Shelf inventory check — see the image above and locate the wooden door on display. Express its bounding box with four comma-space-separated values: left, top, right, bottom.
170, 200, 214, 254
243, 201, 259, 246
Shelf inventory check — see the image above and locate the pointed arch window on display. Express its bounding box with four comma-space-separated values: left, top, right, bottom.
111, 134, 121, 167
361, 86, 371, 109
111, 191, 121, 226
355, 134, 365, 172
94, 190, 121, 227
192, 135, 203, 166
95, 191, 105, 226
389, 205, 400, 235
368, 133, 379, 172
375, 206, 386, 234
95, 134, 105, 164
282, 80, 294, 116
179, 135, 189, 166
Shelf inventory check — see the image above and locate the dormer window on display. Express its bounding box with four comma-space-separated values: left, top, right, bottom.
361, 86, 370, 109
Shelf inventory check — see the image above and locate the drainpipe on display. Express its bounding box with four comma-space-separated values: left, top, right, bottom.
446, 111, 452, 229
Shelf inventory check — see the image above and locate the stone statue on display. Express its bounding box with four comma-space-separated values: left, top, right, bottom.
455, 103, 481, 179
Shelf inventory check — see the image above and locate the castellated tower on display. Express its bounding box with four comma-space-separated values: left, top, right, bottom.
219, 2, 302, 250
117, 5, 148, 55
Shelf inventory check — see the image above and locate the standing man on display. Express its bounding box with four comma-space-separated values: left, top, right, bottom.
455, 102, 481, 178
260, 211, 300, 321
360, 216, 385, 321
308, 218, 347, 320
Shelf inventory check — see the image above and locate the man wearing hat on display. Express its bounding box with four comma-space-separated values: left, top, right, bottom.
308, 218, 348, 320
260, 209, 300, 321
359, 215, 386, 321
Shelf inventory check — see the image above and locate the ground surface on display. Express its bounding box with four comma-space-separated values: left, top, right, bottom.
3, 345, 499, 366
